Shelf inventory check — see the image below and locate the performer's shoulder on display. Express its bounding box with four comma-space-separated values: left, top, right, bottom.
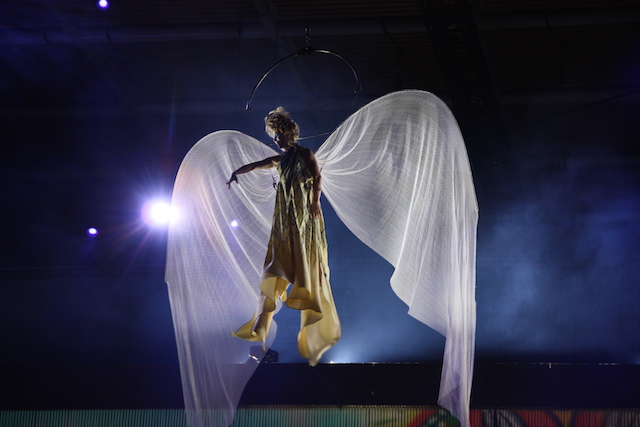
297, 146, 315, 156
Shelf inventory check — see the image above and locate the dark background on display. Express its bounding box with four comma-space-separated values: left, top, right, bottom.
1, 0, 639, 409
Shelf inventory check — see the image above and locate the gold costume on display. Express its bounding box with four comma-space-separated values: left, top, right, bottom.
233, 145, 341, 366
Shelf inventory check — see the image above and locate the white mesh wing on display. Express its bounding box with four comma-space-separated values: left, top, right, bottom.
318, 90, 478, 425
165, 130, 279, 427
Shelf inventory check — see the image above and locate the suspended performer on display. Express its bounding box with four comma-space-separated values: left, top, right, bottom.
226, 107, 341, 366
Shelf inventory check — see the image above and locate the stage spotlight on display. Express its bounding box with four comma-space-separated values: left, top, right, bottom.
142, 200, 178, 227
87, 227, 98, 236
97, 0, 109, 9
230, 219, 239, 228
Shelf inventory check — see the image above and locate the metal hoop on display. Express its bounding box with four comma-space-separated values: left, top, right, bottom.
245, 46, 361, 111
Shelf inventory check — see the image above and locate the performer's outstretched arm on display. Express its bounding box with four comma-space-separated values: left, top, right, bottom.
226, 155, 281, 188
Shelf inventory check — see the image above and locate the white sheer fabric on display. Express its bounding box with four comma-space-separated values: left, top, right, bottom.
165, 90, 478, 427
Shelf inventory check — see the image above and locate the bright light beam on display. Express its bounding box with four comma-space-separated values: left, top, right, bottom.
142, 200, 178, 227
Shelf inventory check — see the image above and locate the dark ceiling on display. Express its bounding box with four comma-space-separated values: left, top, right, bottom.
1, 0, 640, 367
2, 0, 638, 118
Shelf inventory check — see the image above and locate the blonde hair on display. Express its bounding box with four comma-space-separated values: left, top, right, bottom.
264, 107, 300, 141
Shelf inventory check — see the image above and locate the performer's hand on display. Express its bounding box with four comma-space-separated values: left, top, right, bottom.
310, 201, 321, 219
226, 173, 238, 189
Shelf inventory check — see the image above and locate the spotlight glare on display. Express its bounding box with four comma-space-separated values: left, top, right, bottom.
230, 219, 239, 228
142, 200, 178, 227
97, 0, 109, 9
87, 227, 98, 236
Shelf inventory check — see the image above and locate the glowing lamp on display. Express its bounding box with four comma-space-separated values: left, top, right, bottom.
142, 200, 178, 227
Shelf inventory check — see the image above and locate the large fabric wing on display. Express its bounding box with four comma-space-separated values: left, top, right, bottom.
317, 90, 478, 426
165, 130, 280, 427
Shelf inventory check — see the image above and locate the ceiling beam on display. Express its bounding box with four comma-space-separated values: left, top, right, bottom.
477, 6, 640, 30
2, 5, 639, 46
0, 17, 426, 45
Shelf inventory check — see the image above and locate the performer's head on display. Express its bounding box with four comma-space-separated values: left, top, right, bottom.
265, 107, 299, 149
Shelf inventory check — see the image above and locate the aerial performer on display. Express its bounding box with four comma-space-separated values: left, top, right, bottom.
165, 90, 478, 427
227, 107, 340, 366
